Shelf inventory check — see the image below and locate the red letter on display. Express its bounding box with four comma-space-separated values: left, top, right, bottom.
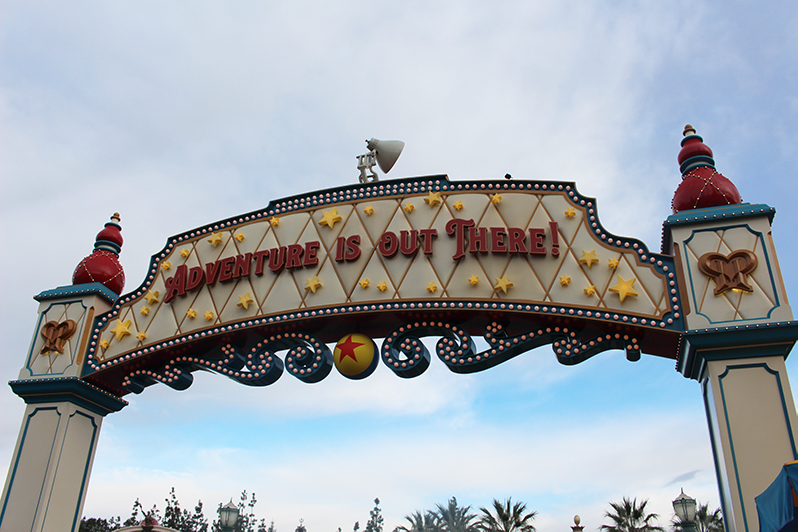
420, 229, 437, 255
253, 250, 269, 275
335, 236, 346, 262
468, 226, 489, 254
304, 241, 320, 267
205, 261, 222, 286
490, 227, 507, 253
378, 231, 399, 258
345, 235, 361, 261
233, 253, 253, 279
164, 265, 187, 303
218, 256, 236, 283
286, 244, 304, 269
529, 228, 546, 255
268, 246, 286, 273
507, 227, 528, 254
185, 266, 205, 292
446, 219, 474, 260
399, 230, 419, 256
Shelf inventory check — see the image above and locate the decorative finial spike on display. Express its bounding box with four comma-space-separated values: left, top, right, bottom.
683, 124, 696, 137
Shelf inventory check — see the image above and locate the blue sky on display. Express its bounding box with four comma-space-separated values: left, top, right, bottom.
2, 1, 798, 530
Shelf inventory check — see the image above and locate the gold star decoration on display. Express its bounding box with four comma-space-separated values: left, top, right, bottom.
186, 308, 197, 319
305, 275, 322, 293
208, 232, 224, 247
608, 258, 620, 269
426, 282, 438, 293
270, 217, 280, 227
110, 319, 132, 341
144, 290, 160, 305
359, 278, 370, 289
363, 205, 374, 215
468, 275, 479, 286
161, 261, 172, 271
565, 207, 576, 218
99, 339, 109, 349
377, 281, 388, 292
584, 284, 596, 297
579, 250, 599, 269
136, 331, 147, 342
404, 202, 415, 213
491, 193, 502, 204
609, 275, 639, 302
453, 200, 464, 211
424, 191, 442, 207
559, 275, 571, 286
318, 208, 343, 229
237, 293, 255, 309
180, 248, 190, 258
234, 232, 245, 242
204, 311, 214, 321
140, 306, 150, 316
493, 275, 513, 294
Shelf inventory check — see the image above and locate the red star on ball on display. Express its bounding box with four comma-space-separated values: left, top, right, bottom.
337, 335, 365, 362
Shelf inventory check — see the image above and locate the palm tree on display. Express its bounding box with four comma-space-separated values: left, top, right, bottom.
671, 503, 723, 532
600, 497, 664, 532
478, 498, 537, 532
395, 511, 441, 532
436, 497, 480, 532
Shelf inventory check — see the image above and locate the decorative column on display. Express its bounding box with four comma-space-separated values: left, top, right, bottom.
664, 127, 798, 532
1, 216, 128, 532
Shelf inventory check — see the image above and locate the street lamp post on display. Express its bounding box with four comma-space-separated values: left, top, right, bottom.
673, 489, 698, 532
220, 500, 240, 532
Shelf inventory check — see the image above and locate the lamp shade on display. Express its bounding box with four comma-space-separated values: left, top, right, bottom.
366, 138, 404, 173
220, 500, 240, 529
673, 490, 697, 522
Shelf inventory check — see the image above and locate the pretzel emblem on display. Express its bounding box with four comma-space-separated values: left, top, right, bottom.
697, 250, 758, 296
40, 320, 77, 355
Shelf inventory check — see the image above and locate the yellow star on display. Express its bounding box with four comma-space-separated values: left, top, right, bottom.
305, 275, 322, 293
110, 319, 132, 341
234, 232, 245, 242
424, 191, 442, 207
404, 202, 415, 213
579, 250, 599, 269
208, 232, 224, 247
136, 331, 147, 342
359, 278, 370, 289
186, 308, 197, 319
161, 261, 171, 271
363, 205, 374, 215
493, 275, 513, 294
468, 275, 479, 286
559, 275, 571, 286
180, 248, 190, 258
318, 208, 343, 229
99, 339, 109, 349
377, 281, 388, 292
426, 282, 438, 293
565, 207, 576, 218
140, 306, 150, 316
453, 200, 464, 211
270, 217, 280, 227
584, 284, 596, 296
608, 258, 620, 269
609, 275, 639, 302
144, 290, 160, 305
237, 292, 255, 309
204, 311, 214, 321
491, 193, 502, 204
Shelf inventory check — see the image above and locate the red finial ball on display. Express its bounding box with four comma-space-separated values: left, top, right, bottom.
672, 125, 742, 213
72, 213, 126, 295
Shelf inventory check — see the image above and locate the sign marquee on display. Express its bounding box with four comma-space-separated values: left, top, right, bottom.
80, 175, 683, 395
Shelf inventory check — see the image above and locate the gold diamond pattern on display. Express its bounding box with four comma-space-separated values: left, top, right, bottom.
96, 189, 672, 361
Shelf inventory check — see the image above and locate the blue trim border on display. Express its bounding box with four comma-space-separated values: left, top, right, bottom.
35, 283, 118, 305
9, 377, 127, 416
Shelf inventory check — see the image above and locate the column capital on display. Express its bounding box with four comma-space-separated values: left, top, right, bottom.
9, 376, 127, 417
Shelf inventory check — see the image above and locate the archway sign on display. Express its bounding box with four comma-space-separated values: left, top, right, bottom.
3, 128, 798, 532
